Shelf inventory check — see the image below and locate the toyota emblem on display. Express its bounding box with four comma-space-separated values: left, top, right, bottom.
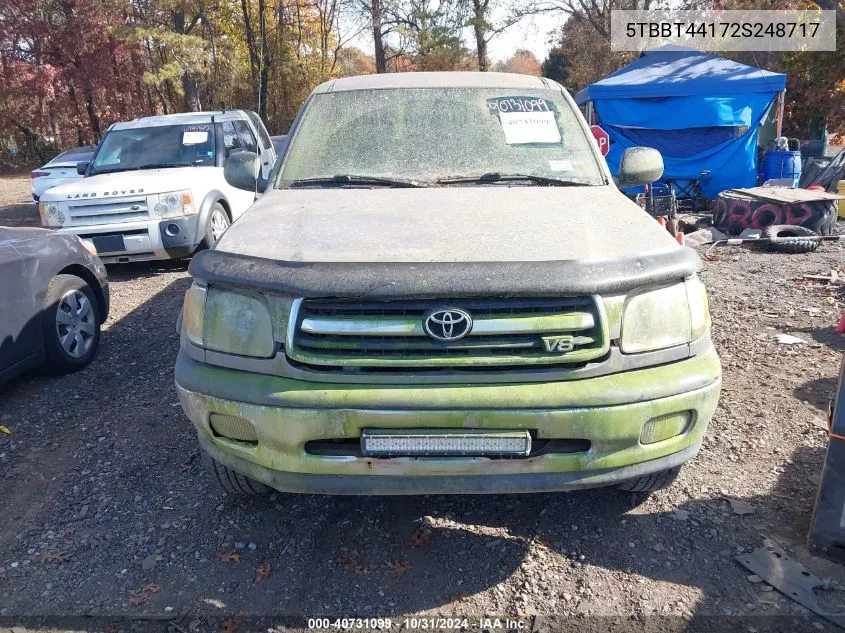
424, 308, 473, 342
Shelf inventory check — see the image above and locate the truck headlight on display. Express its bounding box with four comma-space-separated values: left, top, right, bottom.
39, 201, 65, 227
181, 284, 275, 358
153, 190, 195, 217
620, 282, 692, 354
685, 275, 710, 341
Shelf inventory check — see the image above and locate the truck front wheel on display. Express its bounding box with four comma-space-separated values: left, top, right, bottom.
203, 453, 269, 496
616, 465, 681, 493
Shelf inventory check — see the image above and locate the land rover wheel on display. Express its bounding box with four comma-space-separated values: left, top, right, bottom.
202, 203, 231, 248
616, 465, 682, 493
42, 274, 101, 374
203, 453, 270, 496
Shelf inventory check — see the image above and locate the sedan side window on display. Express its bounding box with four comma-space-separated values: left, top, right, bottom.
235, 120, 258, 153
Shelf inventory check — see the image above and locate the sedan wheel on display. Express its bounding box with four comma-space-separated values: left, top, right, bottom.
42, 274, 101, 374
55, 289, 96, 358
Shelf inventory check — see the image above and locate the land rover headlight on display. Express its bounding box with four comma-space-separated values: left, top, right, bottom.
153, 190, 195, 217
181, 284, 275, 358
620, 281, 693, 354
38, 202, 65, 227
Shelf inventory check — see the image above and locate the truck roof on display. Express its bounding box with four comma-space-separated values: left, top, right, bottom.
111, 110, 250, 130
314, 72, 560, 94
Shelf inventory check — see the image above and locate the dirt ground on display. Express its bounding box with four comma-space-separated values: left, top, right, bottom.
3, 173, 845, 632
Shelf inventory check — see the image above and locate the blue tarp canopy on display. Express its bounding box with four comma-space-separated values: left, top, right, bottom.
575, 47, 786, 198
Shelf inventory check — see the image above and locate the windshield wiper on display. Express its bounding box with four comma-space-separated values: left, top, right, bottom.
287, 174, 425, 188
437, 172, 592, 186
90, 162, 195, 175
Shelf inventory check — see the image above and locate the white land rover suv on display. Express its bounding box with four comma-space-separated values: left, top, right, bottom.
38, 110, 276, 263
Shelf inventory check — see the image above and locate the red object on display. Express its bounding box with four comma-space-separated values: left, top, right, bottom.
30, 171, 49, 179
837, 312, 845, 334
808, 184, 825, 191
590, 125, 610, 157
676, 232, 685, 245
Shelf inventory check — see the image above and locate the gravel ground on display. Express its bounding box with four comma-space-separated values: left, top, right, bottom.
2, 174, 845, 632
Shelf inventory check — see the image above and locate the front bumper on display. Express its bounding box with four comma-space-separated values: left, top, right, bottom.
56, 216, 200, 263
175, 347, 722, 495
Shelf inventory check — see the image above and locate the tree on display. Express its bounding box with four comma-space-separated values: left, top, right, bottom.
541, 47, 568, 84
389, 0, 470, 70
336, 46, 377, 75
497, 49, 541, 75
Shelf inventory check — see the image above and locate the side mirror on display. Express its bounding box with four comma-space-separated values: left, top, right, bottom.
224, 151, 260, 191
617, 147, 664, 187
76, 161, 89, 176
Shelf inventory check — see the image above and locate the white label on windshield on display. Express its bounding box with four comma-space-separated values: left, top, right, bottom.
499, 111, 561, 145
183, 131, 209, 145
548, 159, 574, 172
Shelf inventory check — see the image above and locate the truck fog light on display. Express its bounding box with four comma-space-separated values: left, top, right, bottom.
209, 413, 258, 443
640, 412, 691, 445
165, 223, 180, 236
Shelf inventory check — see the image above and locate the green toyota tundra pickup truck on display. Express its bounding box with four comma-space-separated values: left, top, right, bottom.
175, 71, 721, 496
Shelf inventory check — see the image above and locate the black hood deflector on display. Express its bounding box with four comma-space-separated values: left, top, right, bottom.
189, 247, 701, 299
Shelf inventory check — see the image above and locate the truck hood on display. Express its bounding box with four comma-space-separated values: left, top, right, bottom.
41, 166, 217, 200
217, 185, 679, 262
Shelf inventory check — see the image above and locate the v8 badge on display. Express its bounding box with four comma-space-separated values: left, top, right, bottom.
542, 335, 575, 353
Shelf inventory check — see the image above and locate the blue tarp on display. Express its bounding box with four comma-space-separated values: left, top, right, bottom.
575, 48, 786, 198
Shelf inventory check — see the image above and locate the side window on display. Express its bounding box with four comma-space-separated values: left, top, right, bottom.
246, 111, 273, 151
222, 121, 242, 155
235, 120, 258, 153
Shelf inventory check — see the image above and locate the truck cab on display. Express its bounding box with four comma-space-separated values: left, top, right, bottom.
38, 110, 275, 264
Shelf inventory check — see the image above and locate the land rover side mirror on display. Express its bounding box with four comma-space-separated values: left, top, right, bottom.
76, 161, 89, 176
224, 151, 264, 192
616, 147, 664, 187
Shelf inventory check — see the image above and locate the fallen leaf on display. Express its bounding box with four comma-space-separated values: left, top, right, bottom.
129, 583, 161, 605
220, 613, 241, 633
728, 498, 755, 515
38, 551, 72, 564
408, 528, 430, 547
386, 560, 412, 574
217, 549, 244, 563
336, 551, 367, 575
0, 425, 10, 435
255, 562, 271, 581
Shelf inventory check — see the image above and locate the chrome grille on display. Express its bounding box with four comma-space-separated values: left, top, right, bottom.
67, 197, 149, 226
287, 297, 608, 371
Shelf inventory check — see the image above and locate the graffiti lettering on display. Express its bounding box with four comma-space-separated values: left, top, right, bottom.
713, 195, 836, 236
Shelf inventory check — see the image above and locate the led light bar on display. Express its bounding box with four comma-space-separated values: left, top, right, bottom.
361, 429, 531, 457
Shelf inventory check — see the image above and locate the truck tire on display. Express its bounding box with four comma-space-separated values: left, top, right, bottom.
761, 224, 820, 254
201, 202, 231, 249
203, 453, 270, 496
616, 466, 681, 493
42, 274, 102, 374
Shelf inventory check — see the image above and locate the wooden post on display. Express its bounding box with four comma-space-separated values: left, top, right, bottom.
776, 91, 785, 138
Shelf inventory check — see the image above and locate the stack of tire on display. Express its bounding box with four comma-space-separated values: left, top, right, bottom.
713, 189, 838, 254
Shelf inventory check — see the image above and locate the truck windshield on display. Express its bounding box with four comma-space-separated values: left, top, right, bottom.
89, 124, 216, 175
278, 87, 605, 187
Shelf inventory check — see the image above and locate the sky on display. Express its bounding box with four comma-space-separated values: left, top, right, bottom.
346, 10, 565, 65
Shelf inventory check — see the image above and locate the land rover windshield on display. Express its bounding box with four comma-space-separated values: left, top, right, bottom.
278, 88, 606, 186
89, 124, 216, 175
